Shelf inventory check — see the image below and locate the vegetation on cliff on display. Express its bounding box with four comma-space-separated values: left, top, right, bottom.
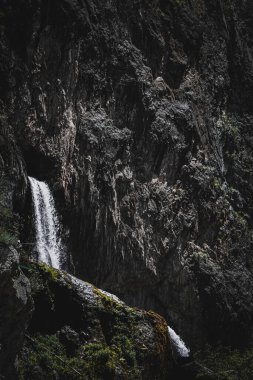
17, 262, 172, 379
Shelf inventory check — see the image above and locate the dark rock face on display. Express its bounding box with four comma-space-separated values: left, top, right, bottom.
18, 263, 172, 379
0, 0, 253, 353
0, 247, 32, 378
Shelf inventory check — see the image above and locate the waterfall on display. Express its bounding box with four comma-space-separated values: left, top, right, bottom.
28, 176, 63, 269
168, 326, 190, 357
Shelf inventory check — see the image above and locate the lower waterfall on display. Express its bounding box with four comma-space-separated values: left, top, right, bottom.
168, 326, 190, 357
28, 176, 63, 269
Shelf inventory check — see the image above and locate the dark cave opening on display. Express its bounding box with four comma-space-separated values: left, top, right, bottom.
23, 147, 57, 181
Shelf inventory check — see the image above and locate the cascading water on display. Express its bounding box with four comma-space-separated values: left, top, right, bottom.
29, 177, 191, 358
168, 326, 190, 357
28, 176, 63, 269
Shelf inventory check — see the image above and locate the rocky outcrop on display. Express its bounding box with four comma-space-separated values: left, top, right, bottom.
18, 262, 172, 379
0, 246, 32, 378
0, 0, 253, 354
0, 166, 32, 377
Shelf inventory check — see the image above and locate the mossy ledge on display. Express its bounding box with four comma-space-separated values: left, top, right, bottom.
18, 262, 173, 379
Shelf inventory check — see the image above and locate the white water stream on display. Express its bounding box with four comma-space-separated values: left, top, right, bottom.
29, 176, 63, 269
168, 326, 190, 357
29, 177, 191, 358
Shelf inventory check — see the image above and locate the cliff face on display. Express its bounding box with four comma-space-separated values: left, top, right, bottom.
0, 0, 253, 356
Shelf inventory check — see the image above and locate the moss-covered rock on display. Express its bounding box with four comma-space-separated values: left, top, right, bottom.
18, 262, 173, 379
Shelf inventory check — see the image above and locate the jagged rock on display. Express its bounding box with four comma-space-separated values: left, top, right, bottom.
0, 246, 32, 378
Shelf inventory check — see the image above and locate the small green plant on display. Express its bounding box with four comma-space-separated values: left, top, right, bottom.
213, 177, 222, 190
222, 112, 240, 140
38, 262, 60, 281
0, 184, 19, 247
0, 227, 17, 246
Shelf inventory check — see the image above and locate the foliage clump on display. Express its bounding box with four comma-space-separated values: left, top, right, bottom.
38, 262, 60, 281
194, 345, 253, 380
18, 333, 141, 380
0, 227, 17, 246
0, 181, 19, 247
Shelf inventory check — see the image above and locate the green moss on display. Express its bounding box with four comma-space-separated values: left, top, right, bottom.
19, 267, 167, 379
20, 262, 59, 298
38, 262, 60, 281
18, 333, 141, 380
80, 342, 116, 378
81, 339, 141, 379
222, 113, 240, 141
95, 288, 118, 307
93, 288, 141, 377
18, 335, 102, 379
146, 311, 169, 355
111, 335, 137, 366
94, 287, 133, 317
18, 334, 87, 380
18, 280, 142, 378
194, 249, 209, 262
0, 206, 12, 218
234, 211, 247, 227
0, 182, 19, 247
213, 177, 222, 190
195, 345, 253, 380
0, 227, 17, 246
